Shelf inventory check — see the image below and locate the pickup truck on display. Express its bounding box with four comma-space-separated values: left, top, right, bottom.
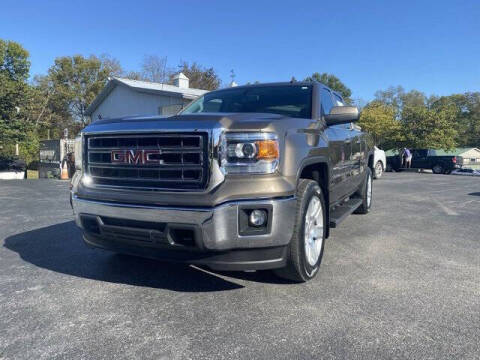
386, 149, 460, 174
71, 82, 374, 282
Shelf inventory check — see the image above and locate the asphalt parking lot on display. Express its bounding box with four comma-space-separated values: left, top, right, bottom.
1, 173, 479, 359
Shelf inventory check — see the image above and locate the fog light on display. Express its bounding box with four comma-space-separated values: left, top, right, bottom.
249, 209, 267, 227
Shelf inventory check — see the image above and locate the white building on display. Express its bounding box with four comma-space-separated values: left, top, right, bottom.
85, 73, 208, 122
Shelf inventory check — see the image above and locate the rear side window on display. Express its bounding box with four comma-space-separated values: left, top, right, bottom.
321, 88, 334, 115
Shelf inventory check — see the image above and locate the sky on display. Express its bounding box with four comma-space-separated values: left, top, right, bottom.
1, 0, 479, 101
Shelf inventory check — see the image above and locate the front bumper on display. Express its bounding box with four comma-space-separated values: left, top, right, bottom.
72, 195, 296, 270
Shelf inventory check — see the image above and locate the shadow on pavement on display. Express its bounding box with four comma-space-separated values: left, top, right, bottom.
468, 192, 480, 196
4, 221, 244, 292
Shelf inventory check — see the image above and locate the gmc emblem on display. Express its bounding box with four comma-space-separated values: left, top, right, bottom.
111, 149, 164, 165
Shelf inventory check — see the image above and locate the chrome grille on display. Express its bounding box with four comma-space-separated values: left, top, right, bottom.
85, 133, 208, 190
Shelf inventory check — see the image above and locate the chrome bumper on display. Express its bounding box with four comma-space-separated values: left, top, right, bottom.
72, 195, 296, 250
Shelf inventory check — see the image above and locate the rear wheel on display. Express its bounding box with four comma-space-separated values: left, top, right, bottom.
374, 161, 384, 179
273, 179, 326, 283
432, 164, 444, 174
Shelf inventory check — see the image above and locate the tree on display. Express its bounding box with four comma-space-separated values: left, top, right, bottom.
175, 61, 220, 90
304, 73, 352, 103
374, 86, 428, 118
374, 85, 405, 112
358, 101, 401, 147
0, 39, 33, 146
100, 54, 124, 77
430, 93, 480, 147
401, 104, 457, 150
123, 70, 143, 81
141, 55, 172, 83
46, 54, 120, 125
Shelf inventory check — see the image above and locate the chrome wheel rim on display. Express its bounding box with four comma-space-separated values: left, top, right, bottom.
433, 165, 442, 173
367, 174, 372, 208
304, 196, 324, 266
375, 162, 383, 177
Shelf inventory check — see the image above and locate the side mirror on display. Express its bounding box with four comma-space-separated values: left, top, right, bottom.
325, 106, 359, 126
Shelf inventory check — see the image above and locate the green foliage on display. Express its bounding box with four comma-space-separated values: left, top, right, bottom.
401, 104, 457, 150
370, 86, 461, 151
374, 86, 427, 118
429, 93, 480, 147
304, 73, 352, 103
0, 39, 33, 146
174, 62, 221, 90
1, 131, 40, 165
358, 101, 401, 146
47, 54, 117, 125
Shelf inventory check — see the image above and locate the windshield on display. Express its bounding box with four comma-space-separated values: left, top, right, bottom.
181, 85, 313, 119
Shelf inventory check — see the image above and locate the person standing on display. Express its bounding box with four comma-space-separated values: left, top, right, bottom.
404, 148, 412, 168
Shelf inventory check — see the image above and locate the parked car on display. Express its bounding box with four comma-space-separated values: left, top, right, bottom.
451, 168, 480, 176
71, 82, 374, 282
386, 149, 460, 174
373, 146, 386, 179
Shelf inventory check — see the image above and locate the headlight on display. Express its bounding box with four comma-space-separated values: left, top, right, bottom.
74, 135, 82, 170
220, 132, 279, 174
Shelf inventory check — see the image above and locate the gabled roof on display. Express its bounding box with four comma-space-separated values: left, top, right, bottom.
85, 77, 208, 116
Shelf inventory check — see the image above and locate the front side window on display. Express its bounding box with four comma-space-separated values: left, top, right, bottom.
413, 149, 428, 158
181, 85, 312, 119
333, 93, 345, 106
320, 88, 334, 115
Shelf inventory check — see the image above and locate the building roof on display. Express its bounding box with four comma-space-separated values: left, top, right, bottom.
434, 148, 480, 156
85, 77, 208, 116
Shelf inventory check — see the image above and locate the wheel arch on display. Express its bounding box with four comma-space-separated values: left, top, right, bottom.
368, 152, 375, 172
297, 157, 330, 238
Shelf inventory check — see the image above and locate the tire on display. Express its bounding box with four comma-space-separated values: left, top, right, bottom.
354, 167, 372, 214
432, 164, 444, 174
444, 169, 452, 175
374, 161, 383, 179
386, 163, 393, 172
273, 179, 326, 283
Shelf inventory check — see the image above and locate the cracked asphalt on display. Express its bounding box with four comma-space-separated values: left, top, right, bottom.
1, 173, 479, 359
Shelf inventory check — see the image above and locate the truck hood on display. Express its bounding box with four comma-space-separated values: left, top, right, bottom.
81, 113, 310, 134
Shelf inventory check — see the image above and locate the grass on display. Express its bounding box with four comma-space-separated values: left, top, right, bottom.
27, 170, 39, 179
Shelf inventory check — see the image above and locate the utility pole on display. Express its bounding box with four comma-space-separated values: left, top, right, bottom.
229, 69, 238, 87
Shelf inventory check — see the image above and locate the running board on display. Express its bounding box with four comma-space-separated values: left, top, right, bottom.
329, 198, 362, 228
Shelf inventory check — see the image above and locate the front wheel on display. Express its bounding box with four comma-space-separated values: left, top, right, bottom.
374, 161, 384, 179
273, 179, 326, 283
355, 167, 373, 214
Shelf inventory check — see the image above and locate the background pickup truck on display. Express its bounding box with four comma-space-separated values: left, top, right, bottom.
71, 82, 374, 282
386, 149, 460, 174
